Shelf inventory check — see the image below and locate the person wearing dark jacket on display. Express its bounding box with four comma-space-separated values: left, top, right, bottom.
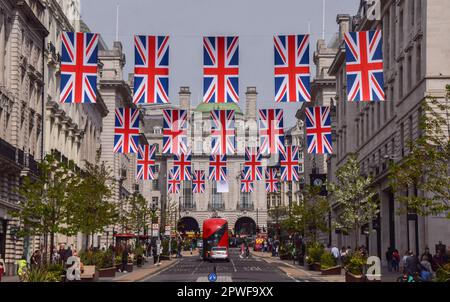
121, 245, 129, 273
386, 247, 394, 272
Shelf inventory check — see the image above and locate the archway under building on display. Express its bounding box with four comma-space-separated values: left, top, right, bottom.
234, 217, 257, 236
177, 216, 200, 234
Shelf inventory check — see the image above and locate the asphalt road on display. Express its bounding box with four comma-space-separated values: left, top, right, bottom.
143, 248, 320, 282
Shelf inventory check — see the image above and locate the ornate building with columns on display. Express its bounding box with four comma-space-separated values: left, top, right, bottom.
142, 87, 268, 237
0, 0, 48, 276
328, 0, 450, 263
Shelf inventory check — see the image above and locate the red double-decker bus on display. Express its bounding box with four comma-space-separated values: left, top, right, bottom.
202, 218, 229, 262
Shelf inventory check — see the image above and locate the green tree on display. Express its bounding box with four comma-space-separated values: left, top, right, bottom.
281, 186, 330, 243
126, 192, 152, 236
13, 154, 79, 263
328, 154, 378, 248
69, 151, 118, 250
390, 86, 450, 218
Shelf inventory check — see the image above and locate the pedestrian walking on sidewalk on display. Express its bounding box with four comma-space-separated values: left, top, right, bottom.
0, 262, 4, 282
120, 245, 129, 273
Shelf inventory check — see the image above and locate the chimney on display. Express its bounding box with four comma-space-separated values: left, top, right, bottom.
245, 87, 257, 121
336, 14, 351, 43
179, 87, 191, 113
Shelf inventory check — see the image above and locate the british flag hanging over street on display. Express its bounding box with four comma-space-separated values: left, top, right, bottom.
240, 169, 254, 193
173, 151, 192, 181
168, 168, 181, 194
203, 36, 239, 103
244, 147, 263, 181
344, 30, 385, 102
60, 32, 99, 103
211, 110, 235, 155
259, 109, 285, 155
274, 35, 311, 103
133, 35, 169, 104
163, 109, 189, 155
265, 168, 279, 193
114, 108, 140, 154
305, 106, 332, 154
192, 170, 206, 194
136, 144, 156, 180
280, 146, 300, 182
209, 154, 227, 181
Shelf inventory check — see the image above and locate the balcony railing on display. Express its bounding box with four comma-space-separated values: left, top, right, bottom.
237, 203, 254, 211
181, 202, 196, 211
208, 203, 225, 211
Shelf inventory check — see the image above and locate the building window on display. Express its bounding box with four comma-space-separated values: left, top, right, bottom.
154, 164, 159, 173
240, 192, 252, 210
400, 122, 405, 157
153, 127, 162, 134
210, 182, 223, 210
152, 180, 159, 190
399, 63, 404, 100
356, 122, 360, 147
410, 0, 415, 27
407, 54, 412, 93
152, 197, 158, 206
416, 43, 421, 84
377, 102, 381, 129
182, 181, 194, 209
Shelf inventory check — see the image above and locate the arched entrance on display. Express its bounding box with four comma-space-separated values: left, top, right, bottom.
234, 217, 257, 236
177, 216, 200, 234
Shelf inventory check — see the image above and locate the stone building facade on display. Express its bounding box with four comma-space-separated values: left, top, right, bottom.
328, 0, 450, 262
142, 87, 268, 236
0, 0, 49, 276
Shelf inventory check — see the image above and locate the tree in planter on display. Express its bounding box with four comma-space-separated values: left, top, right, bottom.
280, 186, 330, 243
127, 192, 152, 236
389, 86, 450, 218
12, 154, 79, 264
68, 151, 118, 250
328, 154, 378, 248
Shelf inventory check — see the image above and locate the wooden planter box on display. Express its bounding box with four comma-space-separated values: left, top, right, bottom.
98, 267, 116, 278
279, 254, 292, 260
321, 266, 342, 275
345, 271, 365, 282
308, 263, 321, 271
116, 263, 134, 272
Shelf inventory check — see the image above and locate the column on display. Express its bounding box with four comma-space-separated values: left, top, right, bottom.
0, 13, 5, 85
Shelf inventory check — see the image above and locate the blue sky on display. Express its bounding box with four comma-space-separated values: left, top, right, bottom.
81, 0, 359, 126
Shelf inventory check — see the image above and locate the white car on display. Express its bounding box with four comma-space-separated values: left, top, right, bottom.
209, 246, 229, 262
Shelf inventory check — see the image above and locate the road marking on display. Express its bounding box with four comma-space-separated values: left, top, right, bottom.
230, 258, 238, 272
191, 259, 204, 275
286, 273, 300, 282
139, 259, 180, 282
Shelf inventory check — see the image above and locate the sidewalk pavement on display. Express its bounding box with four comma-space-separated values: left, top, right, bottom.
110, 249, 200, 282
250, 250, 400, 282
1, 275, 20, 283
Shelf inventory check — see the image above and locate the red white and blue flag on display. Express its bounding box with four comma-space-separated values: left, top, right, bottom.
240, 169, 254, 193
344, 30, 385, 102
209, 154, 227, 181
203, 36, 239, 103
136, 144, 156, 180
305, 106, 332, 154
60, 32, 99, 103
280, 146, 300, 182
244, 147, 263, 181
133, 35, 170, 104
211, 110, 235, 155
265, 168, 278, 193
274, 35, 311, 103
168, 168, 181, 194
114, 108, 140, 154
259, 109, 285, 155
192, 170, 206, 194
163, 109, 189, 155
173, 151, 192, 181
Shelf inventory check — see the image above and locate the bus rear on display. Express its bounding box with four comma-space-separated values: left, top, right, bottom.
202, 218, 229, 261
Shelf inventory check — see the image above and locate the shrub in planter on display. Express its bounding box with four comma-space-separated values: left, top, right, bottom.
23, 267, 61, 282
436, 263, 450, 282
306, 242, 324, 264
344, 252, 366, 281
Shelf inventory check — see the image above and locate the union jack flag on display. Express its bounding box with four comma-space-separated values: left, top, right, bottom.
203, 36, 239, 103
60, 32, 99, 103
114, 108, 140, 154
244, 147, 263, 181
280, 146, 300, 182
209, 154, 227, 181
192, 170, 206, 194
163, 109, 189, 155
136, 144, 156, 180
305, 106, 332, 154
344, 30, 385, 102
240, 169, 254, 193
274, 35, 311, 103
259, 109, 285, 155
173, 151, 192, 181
168, 168, 180, 194
211, 110, 235, 155
133, 35, 169, 104
265, 168, 279, 193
